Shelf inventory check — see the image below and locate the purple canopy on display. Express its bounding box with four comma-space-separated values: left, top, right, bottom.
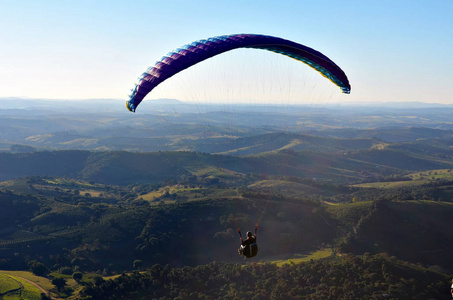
127, 34, 350, 112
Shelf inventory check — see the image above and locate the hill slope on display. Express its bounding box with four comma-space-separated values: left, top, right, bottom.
3, 147, 451, 185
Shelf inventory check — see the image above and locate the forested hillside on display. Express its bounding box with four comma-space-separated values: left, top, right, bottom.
79, 254, 450, 299
2, 145, 453, 185
2, 170, 453, 274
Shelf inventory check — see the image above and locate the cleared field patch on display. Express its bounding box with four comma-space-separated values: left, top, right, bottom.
0, 274, 21, 294
77, 189, 103, 197
352, 180, 427, 189
139, 184, 239, 203
408, 168, 453, 181
190, 166, 245, 183
139, 185, 203, 201
266, 249, 332, 267
0, 177, 121, 200
274, 138, 303, 152
44, 177, 95, 188
0, 271, 54, 294
49, 272, 84, 299
3, 275, 43, 300
248, 180, 322, 196
0, 180, 16, 188
322, 200, 340, 205
31, 185, 105, 198
102, 271, 146, 281
353, 169, 453, 189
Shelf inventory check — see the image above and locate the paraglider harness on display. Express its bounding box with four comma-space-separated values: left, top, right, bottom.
238, 226, 258, 258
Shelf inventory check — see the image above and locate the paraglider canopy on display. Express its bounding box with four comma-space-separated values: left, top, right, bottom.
127, 34, 350, 112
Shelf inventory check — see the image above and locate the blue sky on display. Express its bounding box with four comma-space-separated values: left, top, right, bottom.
1, 0, 452, 105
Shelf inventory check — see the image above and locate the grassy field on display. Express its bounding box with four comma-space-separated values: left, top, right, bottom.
138, 185, 200, 201
352, 180, 427, 189
139, 184, 239, 203
0, 270, 93, 300
43, 178, 111, 198
408, 168, 453, 180
352, 169, 453, 189
6, 276, 43, 300
266, 248, 333, 267
44, 177, 95, 188
0, 274, 21, 294
0, 271, 54, 292
0, 271, 56, 299
248, 179, 322, 196
49, 271, 104, 299
0, 274, 44, 300
0, 177, 116, 200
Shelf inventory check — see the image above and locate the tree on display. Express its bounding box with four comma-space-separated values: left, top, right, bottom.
59, 266, 73, 275
40, 293, 51, 300
28, 260, 48, 276
52, 277, 66, 290
73, 272, 83, 282
93, 276, 105, 287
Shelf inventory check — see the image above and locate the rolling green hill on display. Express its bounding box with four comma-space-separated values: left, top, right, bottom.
78, 254, 450, 300
196, 132, 381, 155
329, 200, 453, 269
0, 149, 400, 185
315, 126, 453, 143
1, 173, 453, 273
1, 170, 453, 300
3, 124, 453, 186
0, 185, 336, 272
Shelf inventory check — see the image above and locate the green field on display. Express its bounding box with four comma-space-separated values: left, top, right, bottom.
248, 179, 322, 196
139, 185, 203, 201
139, 184, 239, 203
266, 249, 333, 267
408, 168, 453, 180
0, 270, 89, 299
353, 169, 453, 189
352, 180, 427, 189
0, 275, 43, 300
8, 276, 43, 300
0, 274, 21, 294
0, 271, 55, 300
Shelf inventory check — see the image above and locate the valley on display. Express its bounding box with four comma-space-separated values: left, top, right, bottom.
1, 100, 453, 298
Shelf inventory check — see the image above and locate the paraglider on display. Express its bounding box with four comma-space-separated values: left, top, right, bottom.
126, 34, 350, 112
238, 226, 258, 258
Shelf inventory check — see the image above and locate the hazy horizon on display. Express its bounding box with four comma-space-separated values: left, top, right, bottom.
1, 1, 452, 106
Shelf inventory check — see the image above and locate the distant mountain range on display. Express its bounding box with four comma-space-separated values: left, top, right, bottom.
2, 97, 453, 153
1, 97, 452, 110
